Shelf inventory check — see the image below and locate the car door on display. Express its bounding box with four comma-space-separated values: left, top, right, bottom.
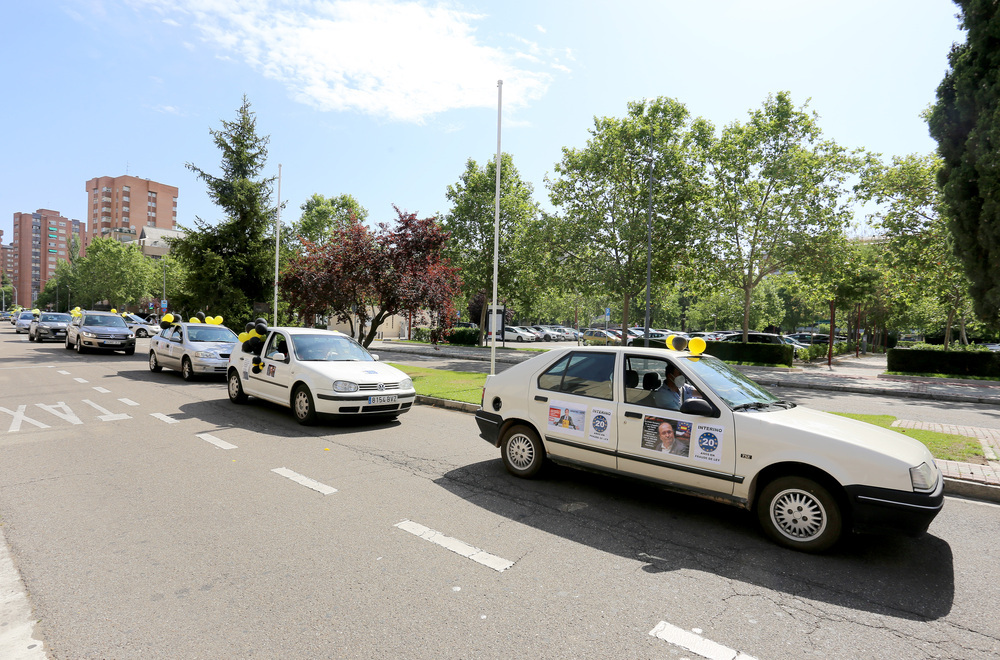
528, 351, 619, 470
249, 331, 293, 405
161, 326, 184, 369
615, 354, 738, 497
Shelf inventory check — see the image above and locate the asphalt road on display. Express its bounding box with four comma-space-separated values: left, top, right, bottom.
0, 329, 998, 659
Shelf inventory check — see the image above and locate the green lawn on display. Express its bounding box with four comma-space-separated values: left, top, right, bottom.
829, 412, 984, 462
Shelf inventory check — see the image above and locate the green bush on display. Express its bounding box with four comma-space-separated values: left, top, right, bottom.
411, 327, 432, 343
445, 328, 480, 346
887, 347, 1000, 378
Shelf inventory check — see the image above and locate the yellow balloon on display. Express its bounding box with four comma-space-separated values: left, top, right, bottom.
689, 337, 707, 355
238, 332, 249, 343
162, 313, 174, 323
189, 317, 201, 323
249, 329, 260, 338
214, 316, 224, 325
111, 309, 117, 314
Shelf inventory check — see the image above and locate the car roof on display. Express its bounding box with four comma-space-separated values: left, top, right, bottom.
269, 326, 349, 337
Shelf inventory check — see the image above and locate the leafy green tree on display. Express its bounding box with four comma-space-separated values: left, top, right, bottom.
547, 97, 712, 338
294, 193, 368, 245
703, 92, 860, 341
928, 0, 1000, 322
442, 153, 542, 341
171, 96, 276, 323
71, 238, 157, 309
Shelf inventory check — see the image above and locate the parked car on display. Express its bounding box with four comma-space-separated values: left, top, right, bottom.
626, 330, 669, 346
227, 327, 416, 425
14, 311, 35, 334
28, 312, 72, 342
501, 326, 537, 342
65, 311, 136, 354
149, 321, 240, 380
582, 328, 620, 346
723, 332, 784, 344
474, 345, 943, 552
123, 313, 161, 338
529, 325, 561, 342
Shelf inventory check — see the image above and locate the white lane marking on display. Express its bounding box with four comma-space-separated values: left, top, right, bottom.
945, 495, 1000, 509
0, 406, 51, 432
197, 433, 237, 450
82, 399, 131, 422
35, 403, 83, 425
73, 378, 88, 383
394, 520, 514, 572
118, 398, 139, 406
93, 387, 110, 394
57, 370, 70, 375
271, 468, 337, 495
150, 413, 178, 424
649, 621, 757, 660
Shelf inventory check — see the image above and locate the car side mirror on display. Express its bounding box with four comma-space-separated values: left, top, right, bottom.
370, 354, 380, 361
680, 398, 717, 418
272, 352, 286, 362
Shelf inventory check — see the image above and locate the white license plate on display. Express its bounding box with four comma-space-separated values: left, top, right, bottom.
104, 340, 123, 345
367, 395, 397, 404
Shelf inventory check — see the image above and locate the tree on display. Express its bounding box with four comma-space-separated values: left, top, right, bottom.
171, 96, 276, 323
928, 0, 1000, 322
280, 207, 462, 347
703, 92, 860, 341
293, 193, 368, 245
71, 238, 157, 309
546, 97, 712, 339
442, 153, 542, 340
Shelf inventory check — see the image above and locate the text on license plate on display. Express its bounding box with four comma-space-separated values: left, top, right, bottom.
104, 340, 123, 345
367, 394, 397, 404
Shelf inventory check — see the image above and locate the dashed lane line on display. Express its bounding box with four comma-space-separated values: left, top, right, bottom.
93, 387, 110, 393
271, 468, 337, 494
150, 413, 178, 424
119, 398, 139, 406
649, 621, 757, 660
197, 433, 237, 450
394, 520, 514, 572
73, 378, 88, 383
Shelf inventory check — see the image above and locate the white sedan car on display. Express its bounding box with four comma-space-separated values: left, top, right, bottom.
227, 327, 416, 425
149, 322, 239, 380
474, 345, 943, 552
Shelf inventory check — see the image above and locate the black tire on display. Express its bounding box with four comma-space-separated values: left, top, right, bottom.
516, 336, 524, 342
228, 370, 247, 404
292, 384, 317, 425
136, 328, 148, 338
500, 424, 545, 478
181, 357, 195, 381
757, 476, 843, 552
76, 338, 86, 354
65, 335, 73, 350
124, 346, 135, 356
149, 351, 162, 373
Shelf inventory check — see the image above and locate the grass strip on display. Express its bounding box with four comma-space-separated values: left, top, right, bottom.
389, 363, 487, 405
829, 412, 984, 462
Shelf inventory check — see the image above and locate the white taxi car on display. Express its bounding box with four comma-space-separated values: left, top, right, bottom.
474, 343, 943, 552
227, 327, 416, 425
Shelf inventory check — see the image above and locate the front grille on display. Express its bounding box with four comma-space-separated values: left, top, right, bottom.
359, 382, 399, 391
363, 403, 400, 413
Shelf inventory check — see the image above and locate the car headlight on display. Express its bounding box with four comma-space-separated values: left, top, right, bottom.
910, 462, 938, 492
82, 331, 97, 338
333, 380, 359, 393
194, 351, 218, 359
399, 377, 413, 390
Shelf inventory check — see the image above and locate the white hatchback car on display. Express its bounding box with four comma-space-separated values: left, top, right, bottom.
474, 345, 943, 552
227, 327, 416, 424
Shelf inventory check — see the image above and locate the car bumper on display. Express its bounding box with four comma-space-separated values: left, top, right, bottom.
81, 337, 136, 350
314, 390, 417, 416
845, 477, 945, 536
192, 357, 230, 374
37, 329, 67, 341
475, 410, 503, 446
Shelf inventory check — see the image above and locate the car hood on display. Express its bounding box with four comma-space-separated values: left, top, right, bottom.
300, 360, 410, 384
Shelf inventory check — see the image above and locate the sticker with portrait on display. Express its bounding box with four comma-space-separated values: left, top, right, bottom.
692, 423, 725, 464
547, 401, 586, 437
587, 407, 613, 443
641, 415, 692, 457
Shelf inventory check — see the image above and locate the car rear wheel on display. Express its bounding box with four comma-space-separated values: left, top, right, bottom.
501, 424, 545, 478
757, 476, 843, 552
228, 370, 247, 404
292, 384, 317, 425
149, 351, 162, 372
181, 357, 194, 381
75, 338, 87, 354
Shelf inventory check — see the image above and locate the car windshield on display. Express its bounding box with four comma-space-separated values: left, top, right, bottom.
679, 354, 781, 409
291, 334, 374, 362
84, 315, 128, 327
18, 312, 33, 320
188, 326, 238, 342
41, 313, 71, 323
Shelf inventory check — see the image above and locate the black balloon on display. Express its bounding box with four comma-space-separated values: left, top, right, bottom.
255, 322, 268, 336
160, 320, 171, 330
196, 311, 206, 321
255, 317, 267, 326
245, 322, 254, 332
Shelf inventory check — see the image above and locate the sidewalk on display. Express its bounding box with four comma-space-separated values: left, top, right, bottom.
373, 341, 1000, 503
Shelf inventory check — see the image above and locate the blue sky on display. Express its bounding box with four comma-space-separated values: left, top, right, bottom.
2, 0, 964, 241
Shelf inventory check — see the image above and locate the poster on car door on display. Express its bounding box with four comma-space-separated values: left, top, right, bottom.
640, 415, 692, 457
548, 401, 586, 437
587, 407, 613, 443
691, 423, 726, 464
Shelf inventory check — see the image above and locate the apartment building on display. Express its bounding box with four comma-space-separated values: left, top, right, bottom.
10, 209, 85, 305
84, 175, 178, 248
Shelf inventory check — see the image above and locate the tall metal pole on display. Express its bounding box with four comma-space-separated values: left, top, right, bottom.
274, 163, 282, 326
490, 80, 503, 375
643, 134, 653, 348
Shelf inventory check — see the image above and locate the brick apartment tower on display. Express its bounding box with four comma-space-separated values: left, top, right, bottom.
84, 175, 178, 248
10, 210, 86, 306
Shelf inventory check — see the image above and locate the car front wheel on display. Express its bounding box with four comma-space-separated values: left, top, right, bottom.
500, 424, 545, 478
149, 351, 162, 372
136, 328, 148, 338
65, 335, 73, 350
292, 384, 317, 425
757, 476, 843, 553
181, 357, 195, 381
228, 370, 247, 404
76, 338, 86, 354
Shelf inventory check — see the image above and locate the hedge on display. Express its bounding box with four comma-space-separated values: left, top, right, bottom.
887, 348, 1000, 378
647, 340, 794, 367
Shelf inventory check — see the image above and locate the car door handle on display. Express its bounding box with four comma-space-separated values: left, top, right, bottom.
534, 395, 548, 402
624, 411, 642, 419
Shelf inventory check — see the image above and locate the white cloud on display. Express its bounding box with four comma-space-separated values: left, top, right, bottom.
130, 0, 560, 123
162, 18, 180, 27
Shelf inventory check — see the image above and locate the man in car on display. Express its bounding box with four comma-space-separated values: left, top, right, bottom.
654, 364, 698, 410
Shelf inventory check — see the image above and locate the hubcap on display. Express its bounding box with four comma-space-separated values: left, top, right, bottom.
295, 391, 309, 418
769, 488, 827, 541
229, 376, 240, 398
506, 433, 535, 470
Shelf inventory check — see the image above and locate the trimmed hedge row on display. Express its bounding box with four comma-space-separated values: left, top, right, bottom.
887, 348, 1000, 378
647, 340, 794, 367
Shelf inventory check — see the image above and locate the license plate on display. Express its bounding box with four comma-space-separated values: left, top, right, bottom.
367, 395, 397, 404
104, 340, 123, 345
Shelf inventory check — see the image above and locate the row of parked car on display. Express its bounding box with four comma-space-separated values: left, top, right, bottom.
492, 325, 581, 342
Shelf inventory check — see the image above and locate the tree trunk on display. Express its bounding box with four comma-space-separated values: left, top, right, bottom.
960, 314, 968, 345
741, 284, 752, 342
621, 295, 630, 346
477, 304, 488, 346
944, 307, 955, 350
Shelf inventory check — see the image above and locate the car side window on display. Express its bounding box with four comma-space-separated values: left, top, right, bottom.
624, 355, 704, 411
538, 352, 615, 401
265, 333, 289, 362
